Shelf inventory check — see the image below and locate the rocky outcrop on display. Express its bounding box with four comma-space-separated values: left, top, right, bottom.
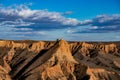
0, 40, 120, 80
0, 65, 11, 80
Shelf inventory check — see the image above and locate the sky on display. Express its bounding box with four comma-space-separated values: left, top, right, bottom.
0, 0, 120, 41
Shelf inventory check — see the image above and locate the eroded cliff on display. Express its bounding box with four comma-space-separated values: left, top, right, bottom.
0, 40, 120, 80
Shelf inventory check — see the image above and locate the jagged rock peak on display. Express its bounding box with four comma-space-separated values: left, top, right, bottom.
52, 39, 78, 63
57, 39, 69, 47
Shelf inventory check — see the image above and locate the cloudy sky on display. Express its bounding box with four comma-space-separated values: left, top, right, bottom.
0, 0, 120, 41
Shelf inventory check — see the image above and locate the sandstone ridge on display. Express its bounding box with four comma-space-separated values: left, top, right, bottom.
0, 39, 120, 80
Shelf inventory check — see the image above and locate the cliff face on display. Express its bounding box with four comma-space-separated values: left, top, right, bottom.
0, 40, 120, 80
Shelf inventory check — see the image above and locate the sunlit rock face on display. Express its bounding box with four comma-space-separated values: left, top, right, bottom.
0, 40, 120, 80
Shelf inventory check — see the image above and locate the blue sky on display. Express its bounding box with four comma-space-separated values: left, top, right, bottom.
0, 0, 120, 41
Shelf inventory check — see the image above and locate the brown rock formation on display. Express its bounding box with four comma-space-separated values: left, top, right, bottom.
0, 39, 120, 80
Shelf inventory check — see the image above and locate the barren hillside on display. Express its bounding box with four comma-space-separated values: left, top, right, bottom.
0, 39, 120, 80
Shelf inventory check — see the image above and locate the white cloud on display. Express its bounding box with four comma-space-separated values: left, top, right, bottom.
90, 26, 98, 29
80, 19, 92, 24
0, 19, 34, 27
12, 28, 33, 31
67, 30, 73, 33
0, 5, 80, 27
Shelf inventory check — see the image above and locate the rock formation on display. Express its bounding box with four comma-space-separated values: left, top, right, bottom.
0, 39, 120, 80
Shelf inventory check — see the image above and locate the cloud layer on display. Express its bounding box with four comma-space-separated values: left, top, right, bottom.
74, 14, 120, 33
0, 4, 120, 40
0, 5, 79, 31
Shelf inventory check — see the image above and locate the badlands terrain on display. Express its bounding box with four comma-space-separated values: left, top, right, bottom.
0, 39, 120, 80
